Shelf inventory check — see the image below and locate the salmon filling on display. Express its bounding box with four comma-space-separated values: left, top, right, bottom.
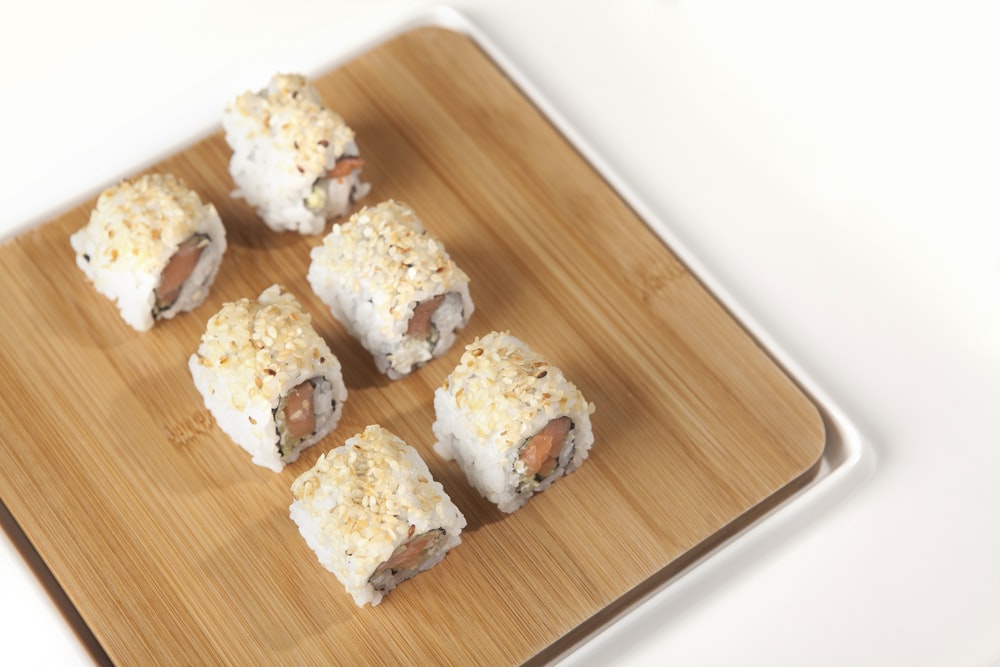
406, 294, 446, 341
369, 528, 447, 592
326, 156, 364, 179
304, 156, 365, 212
519, 416, 573, 483
275, 378, 331, 457
154, 234, 209, 316
283, 381, 316, 442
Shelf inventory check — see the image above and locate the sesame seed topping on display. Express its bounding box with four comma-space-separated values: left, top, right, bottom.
308, 200, 472, 355
73, 173, 217, 273
290, 425, 463, 567
191, 285, 340, 409
224, 73, 355, 176
438, 331, 592, 450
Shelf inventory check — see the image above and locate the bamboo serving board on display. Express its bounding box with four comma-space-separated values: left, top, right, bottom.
0, 26, 825, 665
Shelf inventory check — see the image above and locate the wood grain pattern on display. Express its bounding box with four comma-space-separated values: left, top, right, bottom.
0, 27, 824, 665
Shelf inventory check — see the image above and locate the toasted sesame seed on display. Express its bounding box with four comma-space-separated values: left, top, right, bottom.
193, 285, 341, 411
224, 73, 355, 178
308, 200, 470, 351
438, 330, 592, 450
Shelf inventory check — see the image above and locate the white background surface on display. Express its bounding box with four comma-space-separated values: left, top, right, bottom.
2, 1, 998, 665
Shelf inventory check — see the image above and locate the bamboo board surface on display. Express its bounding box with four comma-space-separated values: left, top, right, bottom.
0, 27, 825, 665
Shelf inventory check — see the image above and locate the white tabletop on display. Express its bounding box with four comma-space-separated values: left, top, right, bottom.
2, 1, 998, 664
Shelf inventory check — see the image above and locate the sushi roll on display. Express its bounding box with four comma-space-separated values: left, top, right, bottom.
70, 172, 227, 331
222, 72, 370, 234
307, 200, 474, 379
289, 424, 466, 607
188, 284, 347, 472
432, 331, 595, 513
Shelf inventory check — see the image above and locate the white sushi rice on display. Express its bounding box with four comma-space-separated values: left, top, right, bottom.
307, 199, 474, 379
222, 72, 370, 234
433, 331, 596, 513
70, 172, 227, 331
188, 285, 347, 472
289, 425, 466, 607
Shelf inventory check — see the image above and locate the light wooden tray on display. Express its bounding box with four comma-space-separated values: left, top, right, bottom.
0, 26, 824, 665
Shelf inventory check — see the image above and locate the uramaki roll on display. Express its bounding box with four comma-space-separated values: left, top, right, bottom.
307, 199, 474, 379
222, 72, 370, 234
188, 285, 347, 472
289, 424, 466, 607
433, 331, 595, 513
70, 172, 226, 331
